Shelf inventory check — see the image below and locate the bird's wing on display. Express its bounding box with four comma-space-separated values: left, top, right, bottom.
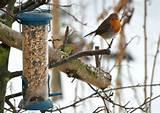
96, 21, 111, 35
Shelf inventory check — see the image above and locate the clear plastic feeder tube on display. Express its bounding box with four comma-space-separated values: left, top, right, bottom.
22, 25, 49, 105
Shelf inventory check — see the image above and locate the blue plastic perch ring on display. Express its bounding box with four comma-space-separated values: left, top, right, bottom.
24, 99, 53, 110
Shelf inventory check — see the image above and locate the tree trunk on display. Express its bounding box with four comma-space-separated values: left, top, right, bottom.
0, 45, 10, 113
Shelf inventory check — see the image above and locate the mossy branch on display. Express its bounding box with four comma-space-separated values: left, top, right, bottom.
0, 22, 111, 89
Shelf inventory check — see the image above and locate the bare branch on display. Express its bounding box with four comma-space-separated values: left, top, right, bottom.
130, 95, 160, 113
14, 0, 50, 13
88, 84, 110, 113
49, 48, 110, 67
61, 8, 87, 26
5, 99, 16, 112
0, 8, 20, 23
5, 92, 22, 100
61, 26, 69, 50
149, 35, 160, 111
143, 0, 148, 112
95, 46, 101, 68
46, 83, 160, 112
0, 22, 22, 49
0, 22, 111, 88
48, 3, 73, 7
10, 71, 22, 78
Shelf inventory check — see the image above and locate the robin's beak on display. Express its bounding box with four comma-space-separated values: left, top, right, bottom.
111, 19, 121, 33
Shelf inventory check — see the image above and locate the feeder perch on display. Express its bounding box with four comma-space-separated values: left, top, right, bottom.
17, 11, 54, 110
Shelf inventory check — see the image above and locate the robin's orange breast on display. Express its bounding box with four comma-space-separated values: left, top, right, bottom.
111, 19, 121, 33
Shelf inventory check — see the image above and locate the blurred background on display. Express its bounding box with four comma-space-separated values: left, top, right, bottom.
4, 0, 160, 113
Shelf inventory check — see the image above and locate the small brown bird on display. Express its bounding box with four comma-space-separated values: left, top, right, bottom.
84, 13, 121, 41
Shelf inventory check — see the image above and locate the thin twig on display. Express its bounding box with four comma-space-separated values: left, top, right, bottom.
143, 0, 148, 112
93, 106, 105, 113
88, 84, 110, 113
5, 99, 16, 112
5, 92, 22, 112
61, 8, 87, 26
127, 61, 141, 106
45, 83, 160, 112
48, 3, 73, 7
130, 94, 160, 113
109, 35, 138, 73
5, 92, 22, 100
149, 35, 160, 111
4, 108, 13, 112
95, 46, 101, 67
15, 0, 49, 13
0, 8, 20, 23
61, 26, 69, 50
49, 48, 110, 68
10, 71, 22, 78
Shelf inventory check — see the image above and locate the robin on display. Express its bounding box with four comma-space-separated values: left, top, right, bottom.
84, 13, 121, 46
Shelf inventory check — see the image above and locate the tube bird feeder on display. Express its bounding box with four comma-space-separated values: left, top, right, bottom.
17, 11, 52, 110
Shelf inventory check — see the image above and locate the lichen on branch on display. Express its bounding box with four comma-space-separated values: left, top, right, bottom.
0, 22, 111, 89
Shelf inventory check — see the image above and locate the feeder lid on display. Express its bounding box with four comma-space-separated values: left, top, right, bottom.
16, 11, 52, 25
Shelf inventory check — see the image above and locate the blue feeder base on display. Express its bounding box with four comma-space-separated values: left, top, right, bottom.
20, 99, 53, 110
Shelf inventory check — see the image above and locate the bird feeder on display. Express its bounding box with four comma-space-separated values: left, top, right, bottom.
17, 11, 53, 110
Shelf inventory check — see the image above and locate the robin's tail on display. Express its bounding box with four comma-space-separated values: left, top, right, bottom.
84, 30, 96, 38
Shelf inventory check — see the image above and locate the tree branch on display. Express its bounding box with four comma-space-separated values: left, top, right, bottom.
0, 22, 111, 88
14, 0, 50, 13
149, 35, 160, 111
143, 0, 148, 112
49, 48, 110, 67
0, 22, 22, 49
46, 83, 160, 112
10, 71, 22, 78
